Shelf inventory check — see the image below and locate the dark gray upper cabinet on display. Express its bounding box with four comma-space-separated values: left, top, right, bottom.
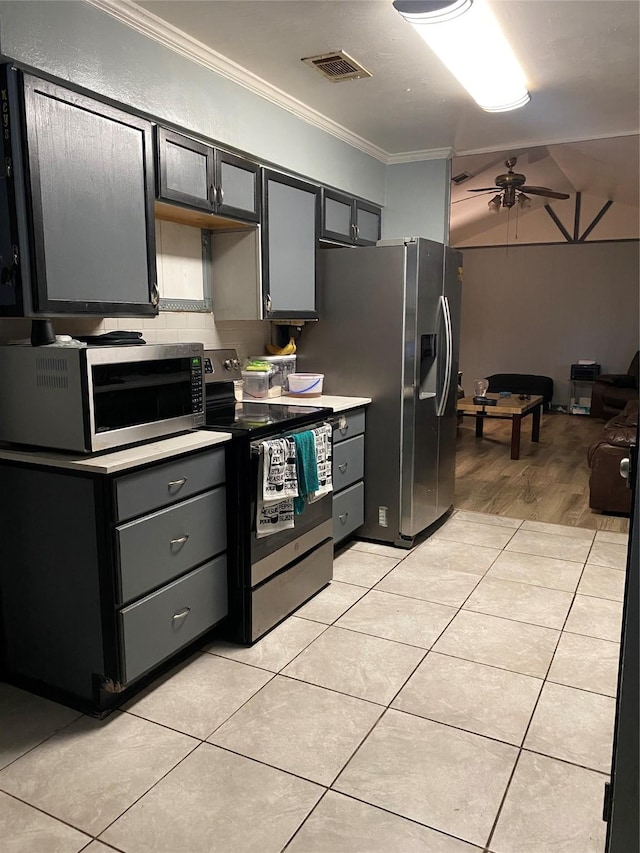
321, 188, 381, 246
156, 128, 260, 223
0, 67, 158, 317
262, 170, 319, 320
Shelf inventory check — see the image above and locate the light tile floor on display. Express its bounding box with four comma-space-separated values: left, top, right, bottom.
0, 511, 627, 853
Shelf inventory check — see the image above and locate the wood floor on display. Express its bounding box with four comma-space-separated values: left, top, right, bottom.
455, 411, 630, 533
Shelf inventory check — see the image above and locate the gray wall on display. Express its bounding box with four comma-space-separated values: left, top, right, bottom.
383, 159, 451, 243
459, 241, 640, 406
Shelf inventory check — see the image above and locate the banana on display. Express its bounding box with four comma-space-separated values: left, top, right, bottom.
266, 337, 297, 356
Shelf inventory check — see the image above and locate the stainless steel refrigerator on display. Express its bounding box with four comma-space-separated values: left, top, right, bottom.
298, 237, 462, 547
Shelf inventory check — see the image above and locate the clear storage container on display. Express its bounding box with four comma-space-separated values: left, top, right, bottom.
249, 355, 297, 392
241, 363, 281, 398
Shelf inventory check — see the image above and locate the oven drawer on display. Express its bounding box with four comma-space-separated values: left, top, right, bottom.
116, 488, 226, 603
333, 481, 364, 543
332, 409, 365, 444
333, 434, 364, 492
114, 448, 225, 521
120, 555, 228, 684
250, 539, 333, 642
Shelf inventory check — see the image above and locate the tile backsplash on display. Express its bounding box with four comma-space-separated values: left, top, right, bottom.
0, 313, 268, 362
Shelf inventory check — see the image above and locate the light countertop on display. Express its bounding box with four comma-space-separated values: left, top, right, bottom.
0, 430, 232, 474
243, 394, 371, 412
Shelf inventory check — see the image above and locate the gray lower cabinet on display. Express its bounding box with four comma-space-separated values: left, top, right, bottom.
0, 446, 228, 713
332, 408, 367, 544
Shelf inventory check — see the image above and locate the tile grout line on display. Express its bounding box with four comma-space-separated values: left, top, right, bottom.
482, 552, 596, 852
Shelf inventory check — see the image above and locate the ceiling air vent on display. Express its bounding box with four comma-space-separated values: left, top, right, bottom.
452, 172, 472, 185
302, 50, 372, 82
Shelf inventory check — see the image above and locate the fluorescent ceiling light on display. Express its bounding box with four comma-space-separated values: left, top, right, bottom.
393, 0, 530, 113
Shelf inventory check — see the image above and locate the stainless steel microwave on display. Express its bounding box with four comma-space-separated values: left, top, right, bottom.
0, 342, 205, 453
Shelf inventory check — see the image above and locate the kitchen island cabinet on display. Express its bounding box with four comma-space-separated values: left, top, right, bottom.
0, 431, 232, 715
0, 66, 158, 317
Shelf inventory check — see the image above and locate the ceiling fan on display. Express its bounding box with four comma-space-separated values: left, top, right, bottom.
466, 157, 570, 211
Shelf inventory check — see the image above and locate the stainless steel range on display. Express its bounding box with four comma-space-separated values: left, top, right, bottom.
201, 349, 333, 644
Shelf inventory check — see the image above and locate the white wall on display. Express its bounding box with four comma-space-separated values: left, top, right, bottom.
459, 241, 640, 406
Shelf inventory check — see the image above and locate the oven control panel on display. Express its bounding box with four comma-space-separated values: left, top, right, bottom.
203, 348, 243, 384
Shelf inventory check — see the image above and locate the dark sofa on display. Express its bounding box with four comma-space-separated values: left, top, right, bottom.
587, 399, 638, 515
590, 352, 639, 420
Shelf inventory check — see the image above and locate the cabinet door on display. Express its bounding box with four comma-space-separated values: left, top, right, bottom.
321, 188, 354, 244
157, 127, 213, 211
214, 149, 260, 222
21, 73, 157, 315
354, 200, 381, 245
262, 170, 319, 320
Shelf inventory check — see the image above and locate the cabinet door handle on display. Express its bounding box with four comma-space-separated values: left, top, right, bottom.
338, 462, 348, 473
172, 607, 191, 622
338, 512, 349, 523
265, 293, 272, 315
217, 185, 224, 206
170, 534, 189, 547
168, 478, 187, 491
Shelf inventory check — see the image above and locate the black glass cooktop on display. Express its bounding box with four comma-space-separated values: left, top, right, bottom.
204, 401, 331, 437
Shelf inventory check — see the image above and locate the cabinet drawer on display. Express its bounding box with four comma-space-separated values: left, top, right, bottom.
120, 555, 227, 684
333, 481, 364, 544
116, 488, 226, 603
114, 449, 225, 521
332, 409, 365, 444
333, 435, 364, 492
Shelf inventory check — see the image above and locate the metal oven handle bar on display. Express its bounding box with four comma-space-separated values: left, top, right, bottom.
249, 421, 333, 456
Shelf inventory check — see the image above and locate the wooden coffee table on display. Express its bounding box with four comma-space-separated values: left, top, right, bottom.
457, 393, 544, 460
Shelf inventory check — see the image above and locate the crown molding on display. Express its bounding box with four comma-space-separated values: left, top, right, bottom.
85, 0, 393, 163
387, 147, 455, 164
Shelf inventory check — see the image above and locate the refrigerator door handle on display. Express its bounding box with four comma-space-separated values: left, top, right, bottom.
436, 295, 453, 417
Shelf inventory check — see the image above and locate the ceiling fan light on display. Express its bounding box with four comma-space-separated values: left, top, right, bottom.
487, 194, 502, 213
393, 0, 530, 113
518, 193, 532, 209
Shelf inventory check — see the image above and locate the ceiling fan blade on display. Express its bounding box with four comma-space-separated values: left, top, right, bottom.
466, 187, 501, 193
451, 192, 499, 204
521, 185, 570, 200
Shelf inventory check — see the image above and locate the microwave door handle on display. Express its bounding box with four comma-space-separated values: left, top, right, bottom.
436, 295, 453, 417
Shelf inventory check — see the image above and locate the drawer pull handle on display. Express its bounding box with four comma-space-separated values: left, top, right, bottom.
338, 462, 348, 472
172, 607, 191, 622
338, 416, 348, 433
168, 478, 187, 490
170, 534, 190, 547
339, 512, 349, 523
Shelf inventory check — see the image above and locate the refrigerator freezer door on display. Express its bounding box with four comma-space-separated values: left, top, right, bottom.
399, 240, 443, 542
437, 250, 463, 517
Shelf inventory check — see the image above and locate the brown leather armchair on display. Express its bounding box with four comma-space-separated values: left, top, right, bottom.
590, 351, 639, 419
587, 400, 638, 514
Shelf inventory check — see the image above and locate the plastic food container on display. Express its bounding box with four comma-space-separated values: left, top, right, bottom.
287, 373, 324, 397
241, 366, 281, 398
250, 355, 297, 392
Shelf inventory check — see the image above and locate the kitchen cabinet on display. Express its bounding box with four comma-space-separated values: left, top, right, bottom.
0, 66, 158, 317
0, 442, 229, 714
332, 408, 366, 544
321, 188, 381, 246
262, 169, 320, 320
156, 127, 260, 223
